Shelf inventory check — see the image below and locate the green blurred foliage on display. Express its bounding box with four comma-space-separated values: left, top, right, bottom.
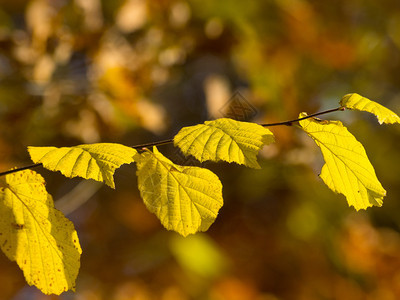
1, 0, 400, 299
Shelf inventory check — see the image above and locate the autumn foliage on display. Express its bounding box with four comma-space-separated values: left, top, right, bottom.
2, 0, 400, 299
0, 93, 398, 294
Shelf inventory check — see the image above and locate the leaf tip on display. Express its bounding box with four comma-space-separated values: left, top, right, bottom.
107, 182, 116, 189
251, 162, 262, 169
262, 132, 275, 145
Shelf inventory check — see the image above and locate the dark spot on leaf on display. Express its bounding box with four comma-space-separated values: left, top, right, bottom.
12, 223, 24, 230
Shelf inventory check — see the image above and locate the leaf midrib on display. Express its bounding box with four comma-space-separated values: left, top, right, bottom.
146, 151, 217, 233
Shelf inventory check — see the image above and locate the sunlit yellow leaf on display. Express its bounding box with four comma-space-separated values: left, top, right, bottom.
0, 170, 81, 295
174, 118, 274, 168
340, 93, 400, 124
299, 113, 386, 210
28, 143, 137, 188
136, 147, 223, 236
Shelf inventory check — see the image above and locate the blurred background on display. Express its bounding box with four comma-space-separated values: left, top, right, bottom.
1, 0, 400, 299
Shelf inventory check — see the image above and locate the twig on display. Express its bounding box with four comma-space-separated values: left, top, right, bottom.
259, 107, 344, 127
0, 163, 43, 177
131, 139, 174, 149
0, 106, 345, 176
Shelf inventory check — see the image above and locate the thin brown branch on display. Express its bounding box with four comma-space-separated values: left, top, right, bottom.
0, 163, 43, 177
131, 139, 174, 149
259, 107, 345, 127
0, 106, 345, 176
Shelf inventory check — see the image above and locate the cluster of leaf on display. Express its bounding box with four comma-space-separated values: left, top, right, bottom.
0, 94, 399, 295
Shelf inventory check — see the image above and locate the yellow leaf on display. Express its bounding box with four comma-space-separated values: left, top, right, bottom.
0, 170, 81, 295
28, 143, 137, 188
340, 93, 400, 124
174, 118, 274, 169
136, 147, 223, 236
299, 114, 386, 210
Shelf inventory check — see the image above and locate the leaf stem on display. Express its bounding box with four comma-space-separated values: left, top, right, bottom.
0, 106, 345, 176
